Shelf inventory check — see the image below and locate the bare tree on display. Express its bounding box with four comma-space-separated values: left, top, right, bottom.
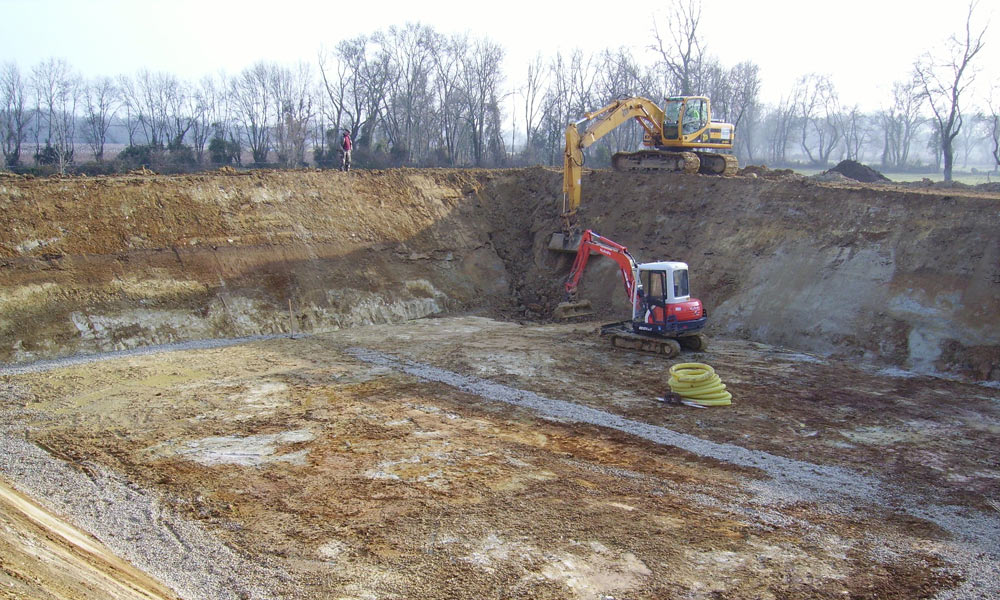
592, 48, 649, 159
461, 37, 505, 166
838, 105, 871, 162
31, 58, 80, 172
271, 62, 315, 167
1, 62, 29, 166
726, 61, 762, 163
117, 74, 141, 146
431, 33, 469, 165
955, 111, 987, 168
318, 44, 350, 135
913, 0, 988, 181
538, 51, 578, 165
162, 75, 193, 150
319, 35, 391, 154
878, 78, 925, 169
82, 76, 119, 162
231, 62, 274, 164
792, 73, 841, 166
520, 52, 547, 160
378, 23, 435, 163
189, 74, 227, 165
988, 95, 1000, 174
651, 0, 704, 95
568, 49, 597, 117
765, 97, 796, 164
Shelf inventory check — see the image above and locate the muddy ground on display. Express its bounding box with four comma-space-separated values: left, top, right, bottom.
1, 167, 999, 599
1, 317, 998, 599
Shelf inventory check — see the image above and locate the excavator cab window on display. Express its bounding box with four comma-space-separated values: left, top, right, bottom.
672, 268, 689, 299
641, 270, 667, 305
662, 99, 683, 140
682, 98, 708, 135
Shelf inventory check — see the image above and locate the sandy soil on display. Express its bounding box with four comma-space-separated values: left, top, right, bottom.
2, 316, 997, 599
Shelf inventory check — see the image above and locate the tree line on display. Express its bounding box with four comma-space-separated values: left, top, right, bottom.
1, 1, 996, 180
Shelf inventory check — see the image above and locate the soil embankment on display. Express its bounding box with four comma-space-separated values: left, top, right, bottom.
1, 167, 998, 380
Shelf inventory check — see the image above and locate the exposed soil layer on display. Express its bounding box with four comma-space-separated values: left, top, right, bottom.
2, 167, 998, 380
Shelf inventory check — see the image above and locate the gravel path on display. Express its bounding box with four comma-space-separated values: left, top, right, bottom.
348, 347, 1000, 600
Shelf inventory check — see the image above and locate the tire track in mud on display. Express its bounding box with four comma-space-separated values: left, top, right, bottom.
347, 347, 1000, 600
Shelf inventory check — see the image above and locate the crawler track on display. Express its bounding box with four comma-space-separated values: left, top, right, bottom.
599, 321, 708, 358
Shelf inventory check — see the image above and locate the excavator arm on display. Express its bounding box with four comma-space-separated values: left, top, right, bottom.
562, 97, 666, 225
563, 229, 639, 305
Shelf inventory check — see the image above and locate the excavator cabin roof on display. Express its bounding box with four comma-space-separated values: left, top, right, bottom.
638, 261, 688, 272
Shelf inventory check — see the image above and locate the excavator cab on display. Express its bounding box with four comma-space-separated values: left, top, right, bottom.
660, 97, 710, 141
634, 262, 705, 335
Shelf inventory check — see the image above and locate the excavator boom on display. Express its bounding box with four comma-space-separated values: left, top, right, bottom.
561, 98, 665, 224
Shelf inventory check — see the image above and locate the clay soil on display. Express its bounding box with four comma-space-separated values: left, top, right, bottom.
2, 317, 999, 599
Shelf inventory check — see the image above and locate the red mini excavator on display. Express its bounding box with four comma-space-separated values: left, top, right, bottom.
554, 229, 708, 358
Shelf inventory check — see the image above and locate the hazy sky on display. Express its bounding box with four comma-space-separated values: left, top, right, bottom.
2, 0, 998, 112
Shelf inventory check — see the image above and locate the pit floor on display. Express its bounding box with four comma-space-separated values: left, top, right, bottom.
2, 316, 998, 600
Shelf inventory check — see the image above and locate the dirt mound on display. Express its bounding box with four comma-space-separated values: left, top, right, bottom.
826, 160, 890, 183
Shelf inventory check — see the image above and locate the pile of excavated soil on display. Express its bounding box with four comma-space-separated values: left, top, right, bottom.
827, 159, 891, 183
2, 167, 999, 380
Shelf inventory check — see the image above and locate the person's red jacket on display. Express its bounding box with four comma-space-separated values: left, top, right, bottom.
342, 133, 352, 152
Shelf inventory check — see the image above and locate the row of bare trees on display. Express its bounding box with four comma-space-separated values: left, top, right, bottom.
318, 24, 507, 167
647, 0, 996, 181
1, 2, 995, 179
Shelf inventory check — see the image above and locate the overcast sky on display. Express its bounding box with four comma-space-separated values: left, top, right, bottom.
2, 0, 998, 112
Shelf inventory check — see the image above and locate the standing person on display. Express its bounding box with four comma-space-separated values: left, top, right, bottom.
341, 130, 352, 172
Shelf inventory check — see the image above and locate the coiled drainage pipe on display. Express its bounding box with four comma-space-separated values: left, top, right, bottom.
668, 363, 732, 406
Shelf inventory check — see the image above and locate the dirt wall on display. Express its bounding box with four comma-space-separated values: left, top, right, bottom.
1, 168, 998, 381
0, 169, 509, 363
507, 170, 1000, 381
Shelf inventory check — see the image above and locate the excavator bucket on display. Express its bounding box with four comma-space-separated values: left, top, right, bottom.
548, 231, 584, 253
553, 300, 594, 320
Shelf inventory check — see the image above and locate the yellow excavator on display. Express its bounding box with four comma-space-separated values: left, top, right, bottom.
550, 95, 737, 252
